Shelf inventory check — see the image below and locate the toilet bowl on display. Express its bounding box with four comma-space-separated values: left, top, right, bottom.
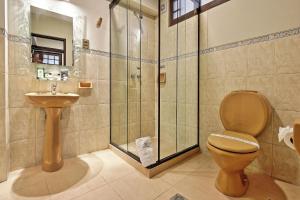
207, 90, 270, 197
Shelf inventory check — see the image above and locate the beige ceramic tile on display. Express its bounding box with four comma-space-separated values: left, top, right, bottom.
274, 74, 300, 112
272, 144, 300, 185
110, 171, 171, 200
73, 185, 121, 200
93, 150, 136, 182
10, 139, 36, 171
275, 36, 300, 74
247, 42, 275, 76
9, 107, 36, 142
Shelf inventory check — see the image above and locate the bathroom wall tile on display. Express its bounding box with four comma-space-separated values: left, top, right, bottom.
36, 108, 46, 138
256, 121, 273, 144
141, 120, 155, 138
199, 13, 208, 50
199, 129, 208, 153
62, 132, 80, 159
272, 144, 300, 185
111, 80, 127, 104
185, 16, 198, 54
111, 103, 126, 126
58, 78, 78, 94
246, 75, 275, 106
177, 103, 186, 126
9, 75, 38, 108
177, 21, 187, 56
141, 83, 155, 102
199, 55, 208, 80
7, 0, 30, 37
10, 139, 36, 171
224, 77, 247, 94
141, 102, 155, 122
274, 74, 300, 112
98, 80, 110, 104
199, 105, 223, 134
8, 42, 32, 76
0, 108, 5, 144
98, 56, 110, 81
0, 36, 4, 74
111, 58, 127, 81
223, 46, 248, 77
78, 105, 98, 131
80, 54, 98, 80
275, 36, 300, 74
35, 137, 43, 164
206, 51, 225, 79
96, 127, 110, 150
160, 77, 176, 103
97, 104, 110, 128
247, 42, 275, 76
160, 102, 176, 125
0, 144, 8, 182
186, 103, 198, 128
141, 63, 155, 84
128, 102, 138, 124
204, 78, 225, 106
160, 124, 177, 158
9, 107, 36, 142
60, 106, 80, 134
0, 74, 4, 108
79, 130, 98, 154
78, 79, 98, 105
248, 142, 273, 176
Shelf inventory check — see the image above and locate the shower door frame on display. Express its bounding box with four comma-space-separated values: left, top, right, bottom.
109, 0, 200, 169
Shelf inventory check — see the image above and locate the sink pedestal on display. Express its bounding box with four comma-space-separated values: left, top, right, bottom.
42, 108, 63, 172
25, 92, 79, 172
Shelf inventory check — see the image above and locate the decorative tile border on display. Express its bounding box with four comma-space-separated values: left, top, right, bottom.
8, 34, 31, 44
110, 53, 157, 64
74, 47, 110, 57
6, 26, 300, 64
6, 34, 158, 64
0, 27, 7, 37
160, 26, 300, 63
200, 26, 300, 55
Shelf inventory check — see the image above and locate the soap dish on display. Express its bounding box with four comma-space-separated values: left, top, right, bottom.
78, 81, 93, 89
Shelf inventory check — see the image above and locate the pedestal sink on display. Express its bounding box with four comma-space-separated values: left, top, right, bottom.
25, 92, 79, 172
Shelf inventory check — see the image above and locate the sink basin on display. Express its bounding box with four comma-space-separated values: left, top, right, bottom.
25, 92, 79, 108
25, 92, 79, 172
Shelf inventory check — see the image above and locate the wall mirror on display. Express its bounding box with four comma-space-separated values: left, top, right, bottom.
30, 6, 74, 81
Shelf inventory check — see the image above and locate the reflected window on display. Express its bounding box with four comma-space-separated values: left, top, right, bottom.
170, 0, 200, 26
31, 33, 66, 66
169, 0, 230, 26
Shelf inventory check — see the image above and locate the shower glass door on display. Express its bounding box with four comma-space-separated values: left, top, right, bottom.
111, 0, 129, 151
110, 0, 158, 161
159, 0, 199, 159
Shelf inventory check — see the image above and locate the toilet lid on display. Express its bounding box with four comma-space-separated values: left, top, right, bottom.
208, 131, 259, 153
220, 90, 270, 137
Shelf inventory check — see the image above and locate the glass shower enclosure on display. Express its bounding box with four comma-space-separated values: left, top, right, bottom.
110, 0, 199, 167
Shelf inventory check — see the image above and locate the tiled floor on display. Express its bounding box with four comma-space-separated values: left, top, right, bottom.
0, 149, 299, 200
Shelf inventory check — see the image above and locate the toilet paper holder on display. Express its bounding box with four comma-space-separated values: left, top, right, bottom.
293, 119, 300, 155
279, 120, 300, 155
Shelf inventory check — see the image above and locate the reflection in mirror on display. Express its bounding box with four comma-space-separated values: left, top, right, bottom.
32, 33, 66, 66
36, 65, 69, 81
30, 6, 73, 67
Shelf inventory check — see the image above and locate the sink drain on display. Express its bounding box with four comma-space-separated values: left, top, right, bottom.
170, 193, 188, 200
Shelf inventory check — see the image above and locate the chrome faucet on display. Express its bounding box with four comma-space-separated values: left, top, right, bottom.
51, 82, 57, 95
